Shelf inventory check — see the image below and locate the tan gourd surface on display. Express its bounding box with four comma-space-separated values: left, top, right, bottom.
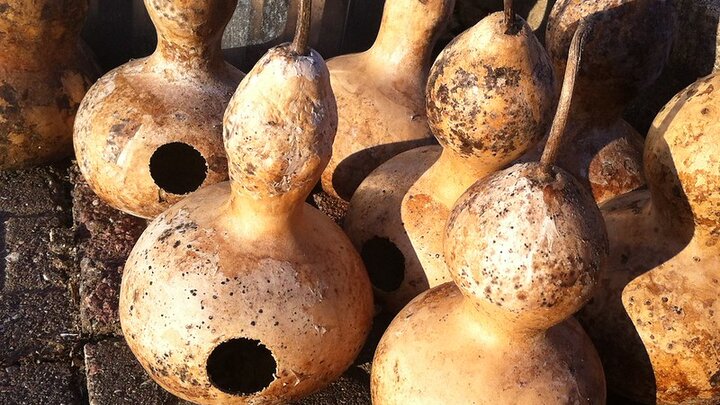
344, 8, 555, 313
578, 73, 720, 404
74, 0, 244, 219
0, 0, 99, 169
319, 0, 455, 202
543, 0, 675, 203
372, 26, 607, 402
119, 5, 374, 402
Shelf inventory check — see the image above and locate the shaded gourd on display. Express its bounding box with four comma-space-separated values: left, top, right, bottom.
0, 0, 99, 169
542, 0, 675, 203
320, 0, 455, 202
119, 2, 374, 403
577, 73, 720, 404
344, 1, 556, 313
371, 23, 607, 404
74, 0, 244, 219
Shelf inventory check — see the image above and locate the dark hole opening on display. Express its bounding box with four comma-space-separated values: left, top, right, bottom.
149, 142, 208, 195
206, 338, 277, 396
361, 237, 405, 292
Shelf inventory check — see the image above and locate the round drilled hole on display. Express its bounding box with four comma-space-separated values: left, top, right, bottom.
207, 338, 277, 396
361, 237, 405, 292
149, 142, 208, 195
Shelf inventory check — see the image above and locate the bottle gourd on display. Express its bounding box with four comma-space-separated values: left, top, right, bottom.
578, 73, 720, 404
371, 23, 607, 404
345, 0, 555, 312
74, 0, 244, 219
543, 0, 675, 203
320, 0, 455, 201
119, 2, 373, 403
0, 0, 99, 169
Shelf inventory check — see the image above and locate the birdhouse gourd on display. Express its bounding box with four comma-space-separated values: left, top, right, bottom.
542, 0, 675, 203
345, 0, 556, 312
577, 73, 720, 404
319, 0, 455, 202
74, 0, 244, 219
119, 2, 373, 403
371, 23, 608, 404
0, 0, 99, 169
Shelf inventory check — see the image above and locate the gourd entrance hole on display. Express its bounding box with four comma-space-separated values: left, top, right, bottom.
361, 237, 405, 292
206, 338, 277, 396
150, 142, 207, 195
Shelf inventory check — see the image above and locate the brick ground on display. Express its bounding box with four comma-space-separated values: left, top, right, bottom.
0, 164, 85, 403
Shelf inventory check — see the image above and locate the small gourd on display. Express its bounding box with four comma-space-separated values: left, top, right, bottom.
371, 23, 607, 404
577, 73, 720, 404
74, 0, 244, 219
119, 2, 374, 403
543, 0, 676, 203
345, 0, 555, 312
320, 0, 455, 201
0, 0, 99, 169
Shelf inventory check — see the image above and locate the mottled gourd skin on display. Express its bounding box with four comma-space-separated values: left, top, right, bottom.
579, 73, 720, 404
320, 0, 455, 202
371, 162, 607, 404
74, 0, 243, 219
120, 44, 374, 405
344, 12, 555, 313
544, 0, 675, 203
0, 0, 99, 169
427, 14, 555, 166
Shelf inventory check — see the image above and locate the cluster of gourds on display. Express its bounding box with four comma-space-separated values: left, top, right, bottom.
1, 0, 717, 404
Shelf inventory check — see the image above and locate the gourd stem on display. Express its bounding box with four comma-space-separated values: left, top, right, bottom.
292, 0, 312, 55
540, 20, 589, 174
504, 0, 516, 34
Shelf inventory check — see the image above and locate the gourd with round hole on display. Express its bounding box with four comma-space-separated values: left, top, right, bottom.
371, 23, 607, 404
0, 0, 99, 169
344, 0, 556, 313
119, 2, 373, 403
577, 73, 720, 404
541, 0, 675, 203
74, 0, 244, 219
319, 0, 456, 202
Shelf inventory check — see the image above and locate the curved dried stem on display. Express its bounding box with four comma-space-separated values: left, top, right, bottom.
504, 0, 517, 34
540, 20, 589, 175
292, 0, 312, 55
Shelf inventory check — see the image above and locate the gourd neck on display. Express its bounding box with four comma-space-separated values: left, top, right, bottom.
152, 36, 226, 73
369, 1, 450, 75
426, 149, 503, 208
227, 185, 306, 235
462, 298, 544, 344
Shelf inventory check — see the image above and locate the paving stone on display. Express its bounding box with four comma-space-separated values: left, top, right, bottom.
70, 166, 146, 264
0, 288, 81, 366
0, 362, 83, 405
70, 165, 146, 337
84, 340, 183, 405
78, 259, 123, 337
294, 365, 371, 405
0, 165, 71, 217
3, 215, 75, 293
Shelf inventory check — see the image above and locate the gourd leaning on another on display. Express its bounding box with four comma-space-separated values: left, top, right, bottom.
320, 0, 456, 202
345, 0, 556, 313
119, 1, 374, 403
578, 73, 720, 404
74, 0, 244, 219
539, 0, 675, 203
0, 0, 99, 169
371, 22, 607, 404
